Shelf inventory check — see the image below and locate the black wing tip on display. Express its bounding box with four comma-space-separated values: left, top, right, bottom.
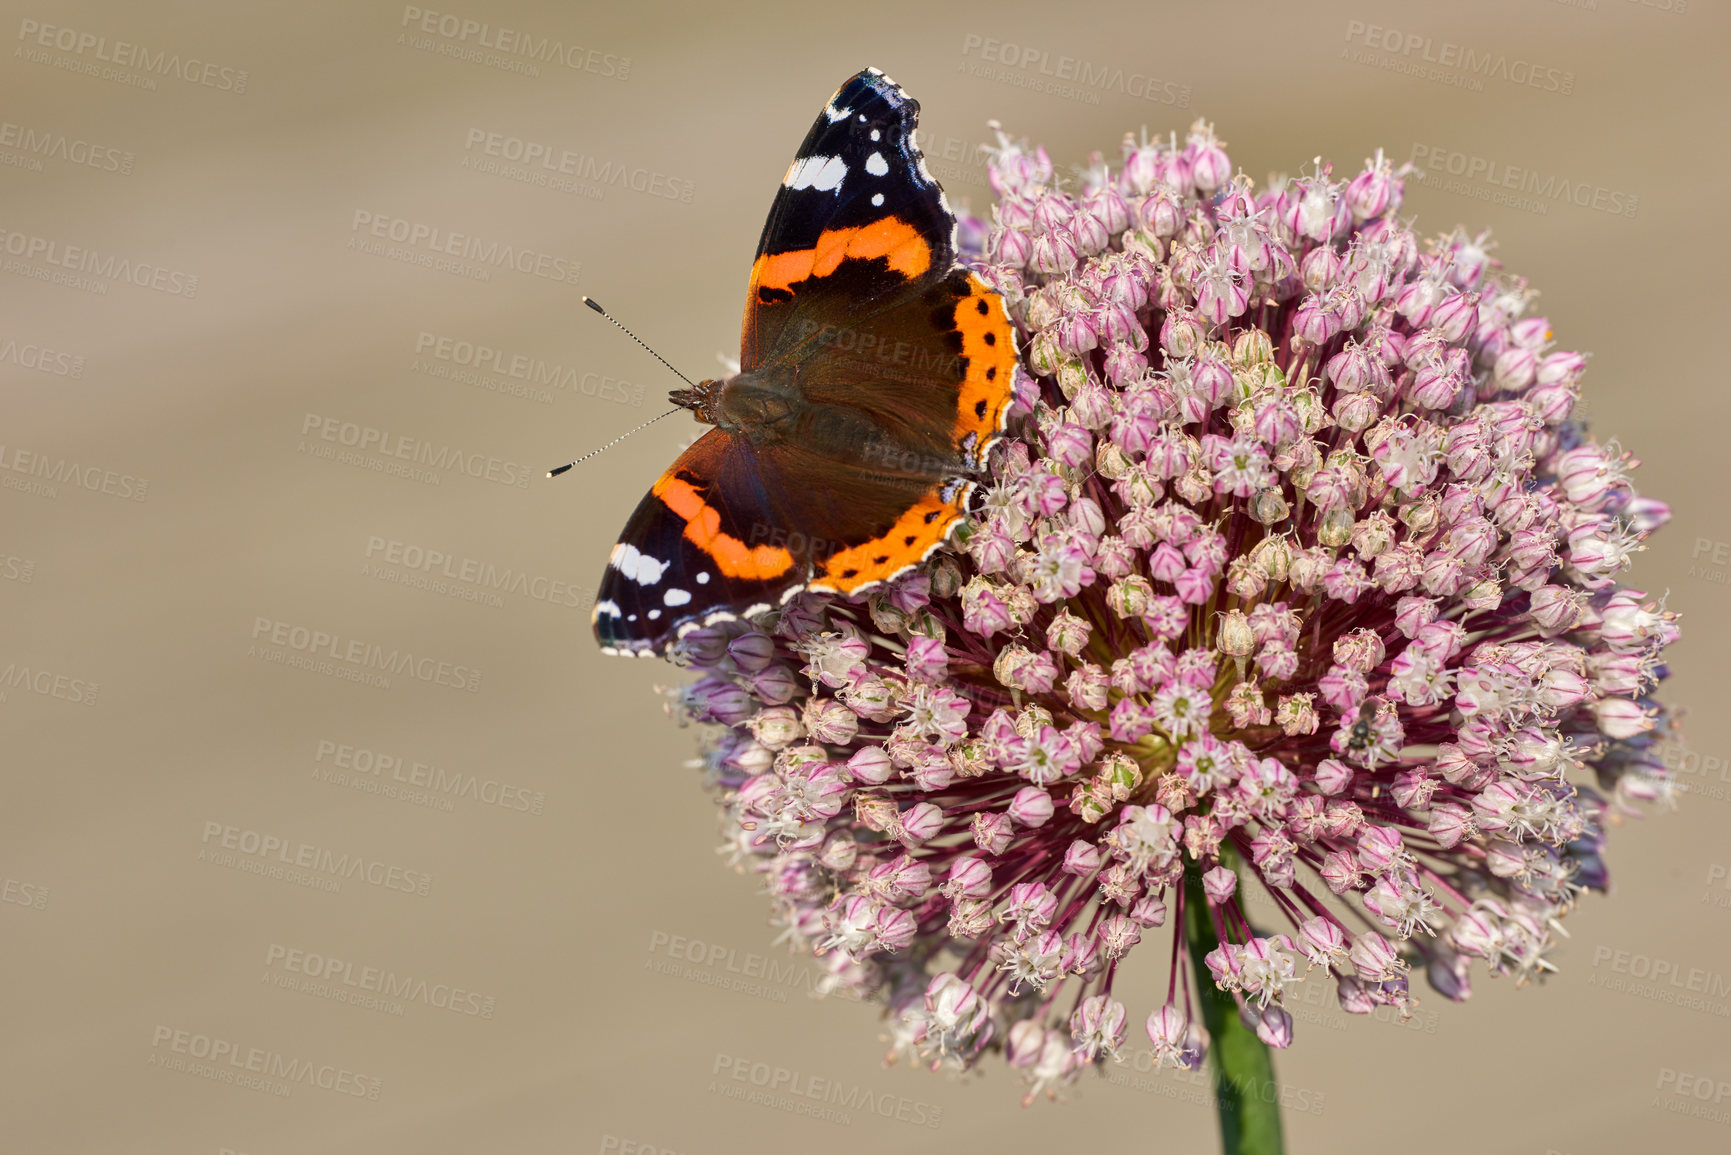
834, 68, 914, 112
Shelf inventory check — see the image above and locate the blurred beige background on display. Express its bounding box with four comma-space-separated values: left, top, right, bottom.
2, 1, 1726, 1152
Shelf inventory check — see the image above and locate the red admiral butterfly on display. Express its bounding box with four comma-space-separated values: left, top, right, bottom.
592, 68, 1018, 656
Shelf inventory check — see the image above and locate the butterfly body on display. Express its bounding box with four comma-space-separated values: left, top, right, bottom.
593, 68, 1018, 656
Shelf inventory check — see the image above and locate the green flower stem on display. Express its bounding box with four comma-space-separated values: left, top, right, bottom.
1184, 860, 1286, 1155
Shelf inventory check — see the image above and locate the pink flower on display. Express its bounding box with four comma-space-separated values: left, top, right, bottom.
653, 116, 1683, 1102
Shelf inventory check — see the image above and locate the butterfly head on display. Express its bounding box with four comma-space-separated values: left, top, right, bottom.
670, 367, 801, 439
666, 376, 722, 421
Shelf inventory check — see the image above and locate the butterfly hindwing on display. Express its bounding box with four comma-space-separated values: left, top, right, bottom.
594, 431, 806, 656
593, 425, 977, 652
789, 267, 1019, 474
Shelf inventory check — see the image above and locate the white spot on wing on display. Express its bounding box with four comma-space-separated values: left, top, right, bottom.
609, 543, 667, 586
870, 128, 881, 141
695, 572, 711, 585
865, 152, 889, 177
825, 102, 850, 122
595, 599, 622, 618
664, 588, 692, 607
647, 609, 661, 620
872, 193, 884, 206
783, 154, 848, 193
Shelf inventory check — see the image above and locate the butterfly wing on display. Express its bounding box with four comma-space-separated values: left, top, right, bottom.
592, 427, 977, 655
592, 68, 1019, 655
741, 68, 957, 372
785, 265, 1019, 475
593, 429, 802, 656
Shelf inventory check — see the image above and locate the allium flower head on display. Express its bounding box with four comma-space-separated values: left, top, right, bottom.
663, 116, 1682, 1105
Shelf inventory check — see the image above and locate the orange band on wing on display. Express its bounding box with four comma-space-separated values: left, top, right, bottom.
653, 474, 796, 581
750, 218, 932, 293
951, 274, 1017, 452
811, 483, 973, 595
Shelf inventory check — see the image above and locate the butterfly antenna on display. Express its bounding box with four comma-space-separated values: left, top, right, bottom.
580, 296, 699, 389
547, 407, 681, 477
547, 296, 703, 478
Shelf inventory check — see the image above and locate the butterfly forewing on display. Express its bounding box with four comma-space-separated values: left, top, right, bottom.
742, 68, 956, 372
